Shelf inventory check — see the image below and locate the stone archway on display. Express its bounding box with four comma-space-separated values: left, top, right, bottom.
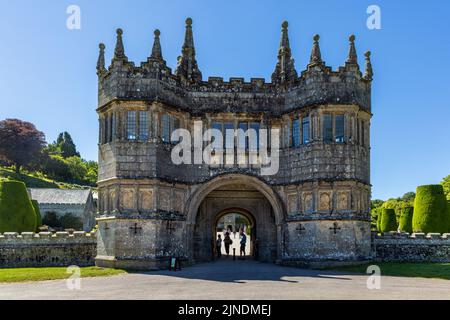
184, 174, 286, 263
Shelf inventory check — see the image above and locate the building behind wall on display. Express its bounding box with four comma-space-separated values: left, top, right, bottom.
95, 19, 374, 269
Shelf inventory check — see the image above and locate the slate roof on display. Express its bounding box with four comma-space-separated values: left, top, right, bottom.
28, 188, 91, 205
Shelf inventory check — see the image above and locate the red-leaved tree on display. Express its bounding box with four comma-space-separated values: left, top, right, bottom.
0, 119, 46, 173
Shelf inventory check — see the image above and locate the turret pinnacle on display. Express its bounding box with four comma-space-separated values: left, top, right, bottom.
346, 35, 358, 65
272, 21, 297, 85
175, 18, 202, 83
364, 51, 373, 81
113, 28, 127, 62
97, 43, 106, 75
151, 29, 163, 60
308, 34, 323, 68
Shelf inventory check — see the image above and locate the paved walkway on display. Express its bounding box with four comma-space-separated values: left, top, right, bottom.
1, 260, 449, 300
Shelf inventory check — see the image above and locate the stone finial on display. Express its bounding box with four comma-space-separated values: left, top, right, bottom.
150, 29, 163, 60
308, 34, 323, 68
113, 28, 127, 62
271, 21, 298, 86
96, 43, 106, 75
346, 35, 358, 65
364, 51, 373, 81
175, 17, 202, 83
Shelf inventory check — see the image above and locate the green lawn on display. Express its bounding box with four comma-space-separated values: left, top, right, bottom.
332, 262, 450, 281
0, 267, 126, 283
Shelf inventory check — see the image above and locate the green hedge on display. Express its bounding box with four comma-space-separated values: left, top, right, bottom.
398, 207, 414, 233
376, 210, 382, 232
380, 208, 398, 233
0, 180, 37, 233
413, 185, 449, 233
31, 200, 42, 231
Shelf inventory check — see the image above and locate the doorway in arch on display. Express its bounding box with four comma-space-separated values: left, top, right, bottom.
215, 210, 255, 259
191, 182, 278, 263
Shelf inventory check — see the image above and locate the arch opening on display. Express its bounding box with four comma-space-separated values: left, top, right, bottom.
185, 174, 284, 264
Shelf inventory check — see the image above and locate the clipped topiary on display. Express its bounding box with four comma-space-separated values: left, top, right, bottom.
380, 208, 398, 233
413, 185, 449, 234
376, 209, 382, 232
31, 200, 42, 231
398, 206, 414, 233
0, 180, 37, 233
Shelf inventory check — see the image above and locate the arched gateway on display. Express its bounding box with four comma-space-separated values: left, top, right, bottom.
95, 20, 374, 270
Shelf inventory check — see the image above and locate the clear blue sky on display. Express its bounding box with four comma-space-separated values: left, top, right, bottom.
0, 0, 449, 200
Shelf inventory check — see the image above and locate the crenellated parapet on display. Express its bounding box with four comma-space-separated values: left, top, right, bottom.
96, 19, 373, 115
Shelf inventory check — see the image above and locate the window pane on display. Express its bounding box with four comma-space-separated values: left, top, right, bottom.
172, 117, 180, 143
224, 122, 234, 149
293, 119, 300, 147
212, 122, 223, 150
323, 114, 333, 143
302, 116, 310, 144
139, 111, 148, 141
238, 122, 248, 150
249, 122, 260, 151
112, 113, 116, 141
161, 114, 170, 142
127, 111, 137, 140
335, 115, 345, 143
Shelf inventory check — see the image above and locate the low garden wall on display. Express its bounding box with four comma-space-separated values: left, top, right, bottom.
373, 232, 450, 263
0, 232, 97, 268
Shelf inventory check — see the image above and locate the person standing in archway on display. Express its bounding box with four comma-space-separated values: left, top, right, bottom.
224, 232, 233, 257
240, 231, 247, 259
216, 234, 223, 259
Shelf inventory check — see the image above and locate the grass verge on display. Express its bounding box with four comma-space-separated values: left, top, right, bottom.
332, 262, 450, 281
0, 267, 126, 283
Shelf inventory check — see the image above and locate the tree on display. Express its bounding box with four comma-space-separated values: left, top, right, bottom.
401, 192, 416, 203
442, 175, 450, 201
413, 185, 449, 233
380, 208, 398, 233
0, 180, 37, 233
49, 132, 80, 158
0, 119, 46, 173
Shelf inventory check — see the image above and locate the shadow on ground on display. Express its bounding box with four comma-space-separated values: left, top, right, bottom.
134, 259, 353, 284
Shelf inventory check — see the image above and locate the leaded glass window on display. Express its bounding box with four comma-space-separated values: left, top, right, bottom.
127, 111, 137, 141
335, 115, 345, 143
249, 122, 260, 151
212, 122, 223, 151
323, 114, 333, 143
138, 111, 148, 141
302, 116, 310, 144
292, 119, 300, 147
161, 114, 170, 143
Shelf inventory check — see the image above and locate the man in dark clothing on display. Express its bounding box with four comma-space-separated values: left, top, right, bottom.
224, 233, 233, 257
216, 234, 223, 258
240, 232, 247, 259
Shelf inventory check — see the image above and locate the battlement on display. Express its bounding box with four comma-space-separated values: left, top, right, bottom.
97, 19, 373, 114
0, 232, 97, 268
373, 232, 450, 263
0, 231, 96, 242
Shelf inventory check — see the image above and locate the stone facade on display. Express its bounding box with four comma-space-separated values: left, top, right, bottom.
95, 19, 374, 270
373, 232, 450, 263
0, 232, 96, 268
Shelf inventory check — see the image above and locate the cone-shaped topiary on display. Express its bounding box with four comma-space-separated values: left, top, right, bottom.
0, 180, 37, 233
398, 206, 414, 233
380, 208, 398, 233
413, 185, 449, 234
31, 200, 42, 231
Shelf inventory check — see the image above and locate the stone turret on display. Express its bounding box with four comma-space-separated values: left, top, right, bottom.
175, 18, 202, 84
112, 28, 127, 63
364, 51, 374, 81
272, 21, 298, 86
150, 29, 163, 61
96, 43, 106, 75
308, 34, 324, 68
346, 35, 358, 66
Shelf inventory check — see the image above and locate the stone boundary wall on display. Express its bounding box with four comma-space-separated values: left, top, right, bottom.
373, 232, 450, 263
0, 232, 97, 268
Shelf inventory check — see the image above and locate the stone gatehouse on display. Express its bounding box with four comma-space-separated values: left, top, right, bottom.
95, 19, 374, 269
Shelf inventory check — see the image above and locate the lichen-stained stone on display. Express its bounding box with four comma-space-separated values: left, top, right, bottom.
95, 22, 374, 269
